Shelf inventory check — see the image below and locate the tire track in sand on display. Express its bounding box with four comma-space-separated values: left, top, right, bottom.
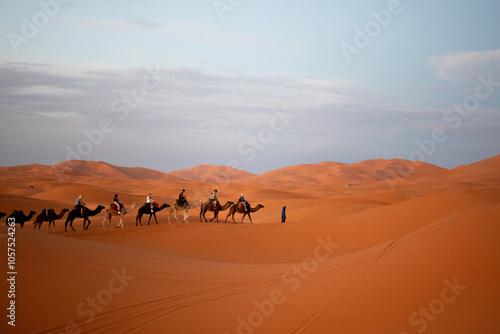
35, 274, 285, 334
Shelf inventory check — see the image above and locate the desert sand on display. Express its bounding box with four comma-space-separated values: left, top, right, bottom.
1, 156, 499, 333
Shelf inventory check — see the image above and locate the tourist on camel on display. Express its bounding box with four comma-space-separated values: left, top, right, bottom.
208, 189, 219, 209
147, 193, 155, 212
239, 193, 249, 212
178, 189, 186, 206
113, 193, 122, 214
75, 195, 85, 215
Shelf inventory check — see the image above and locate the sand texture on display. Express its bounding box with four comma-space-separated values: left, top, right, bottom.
1, 156, 499, 333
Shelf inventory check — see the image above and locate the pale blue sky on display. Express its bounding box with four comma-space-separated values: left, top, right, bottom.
1, 0, 499, 174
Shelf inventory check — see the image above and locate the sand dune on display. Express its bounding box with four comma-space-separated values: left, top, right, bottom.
1, 155, 499, 333
169, 164, 255, 183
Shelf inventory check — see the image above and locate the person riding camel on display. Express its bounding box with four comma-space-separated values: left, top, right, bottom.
208, 189, 219, 210
239, 193, 249, 212
113, 193, 122, 215
147, 193, 155, 212
178, 189, 186, 206
75, 195, 85, 215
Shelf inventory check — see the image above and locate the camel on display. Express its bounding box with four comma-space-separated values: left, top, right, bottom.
136, 203, 170, 226
225, 203, 264, 224
65, 205, 105, 231
33, 208, 69, 232
200, 201, 234, 223
6, 210, 37, 228
169, 199, 202, 223
102, 203, 140, 229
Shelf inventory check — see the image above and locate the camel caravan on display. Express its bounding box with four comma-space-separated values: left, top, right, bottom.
2, 189, 264, 232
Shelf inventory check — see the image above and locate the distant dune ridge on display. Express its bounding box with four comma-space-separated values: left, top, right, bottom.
1, 155, 499, 333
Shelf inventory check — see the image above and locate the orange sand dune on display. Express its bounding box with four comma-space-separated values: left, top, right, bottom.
1, 155, 499, 333
169, 164, 255, 183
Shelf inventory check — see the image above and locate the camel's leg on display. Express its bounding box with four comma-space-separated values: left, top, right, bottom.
85, 218, 91, 230
102, 216, 108, 229
153, 213, 158, 225
183, 211, 189, 222
147, 214, 152, 225
116, 216, 123, 228
174, 211, 180, 223
136, 214, 142, 226
46, 221, 51, 233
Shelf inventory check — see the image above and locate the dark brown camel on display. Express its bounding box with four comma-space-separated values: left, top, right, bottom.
6, 210, 37, 228
33, 208, 69, 232
200, 201, 234, 223
136, 203, 169, 226
65, 205, 105, 231
225, 203, 264, 224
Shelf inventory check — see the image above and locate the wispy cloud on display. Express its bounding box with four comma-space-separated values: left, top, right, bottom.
432, 48, 500, 82
57, 15, 163, 33
167, 20, 255, 46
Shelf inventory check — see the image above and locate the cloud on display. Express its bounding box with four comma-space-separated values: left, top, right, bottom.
0, 60, 425, 138
10, 85, 81, 96
57, 15, 163, 32
5, 60, 497, 173
122, 15, 163, 30
432, 49, 500, 82
167, 20, 254, 46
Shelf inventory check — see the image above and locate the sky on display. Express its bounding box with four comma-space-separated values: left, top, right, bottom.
0, 0, 499, 174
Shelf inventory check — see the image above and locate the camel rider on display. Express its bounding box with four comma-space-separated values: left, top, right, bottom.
179, 189, 186, 206
208, 189, 219, 209
113, 194, 122, 215
239, 193, 249, 212
147, 193, 155, 212
75, 195, 85, 215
